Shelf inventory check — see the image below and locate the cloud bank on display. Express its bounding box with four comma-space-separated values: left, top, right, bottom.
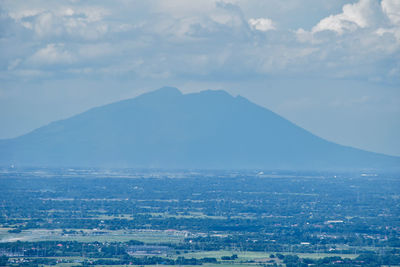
0, 0, 398, 84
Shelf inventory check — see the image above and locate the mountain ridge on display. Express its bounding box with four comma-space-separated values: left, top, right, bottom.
1, 87, 399, 171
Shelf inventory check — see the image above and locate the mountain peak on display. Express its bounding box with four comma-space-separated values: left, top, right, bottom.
198, 89, 232, 96
154, 86, 182, 96
135, 87, 182, 102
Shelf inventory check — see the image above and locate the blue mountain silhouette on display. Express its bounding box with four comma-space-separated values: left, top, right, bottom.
1, 87, 399, 170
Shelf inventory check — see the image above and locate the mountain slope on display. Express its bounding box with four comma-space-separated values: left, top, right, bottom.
0, 87, 399, 170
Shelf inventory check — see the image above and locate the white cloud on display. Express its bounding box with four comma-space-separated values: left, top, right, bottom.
379, 0, 400, 44
8, 8, 44, 20
28, 43, 75, 65
248, 18, 275, 31
1, 0, 399, 85
381, 0, 400, 25
311, 0, 381, 34
294, 0, 400, 81
8, 5, 109, 40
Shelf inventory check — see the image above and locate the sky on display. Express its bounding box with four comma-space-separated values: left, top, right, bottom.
0, 0, 399, 156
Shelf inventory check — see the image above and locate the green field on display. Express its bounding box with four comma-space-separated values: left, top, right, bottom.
183, 250, 359, 260
0, 228, 185, 243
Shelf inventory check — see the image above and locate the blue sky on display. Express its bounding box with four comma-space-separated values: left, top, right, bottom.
0, 0, 399, 156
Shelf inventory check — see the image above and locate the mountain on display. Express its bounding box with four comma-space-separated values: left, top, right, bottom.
0, 87, 399, 170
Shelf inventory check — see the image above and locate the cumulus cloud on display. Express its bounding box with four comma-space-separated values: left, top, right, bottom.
302, 0, 400, 45
248, 18, 275, 31
311, 0, 381, 34
294, 0, 399, 82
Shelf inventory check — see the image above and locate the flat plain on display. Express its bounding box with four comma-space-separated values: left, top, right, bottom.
0, 168, 399, 266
